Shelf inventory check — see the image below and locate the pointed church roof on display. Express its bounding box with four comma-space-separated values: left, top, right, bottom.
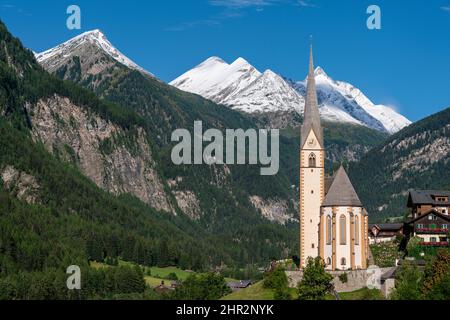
301, 45, 323, 148
322, 166, 362, 207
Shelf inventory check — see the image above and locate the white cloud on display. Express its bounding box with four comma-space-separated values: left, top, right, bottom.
165, 19, 221, 32
441, 5, 450, 12
296, 1, 317, 8
166, 0, 315, 31
209, 0, 278, 9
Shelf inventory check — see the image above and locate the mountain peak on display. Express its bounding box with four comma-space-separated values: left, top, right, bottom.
80, 29, 104, 37
315, 66, 328, 77
201, 56, 227, 66
79, 29, 109, 42
36, 29, 153, 77
231, 57, 251, 66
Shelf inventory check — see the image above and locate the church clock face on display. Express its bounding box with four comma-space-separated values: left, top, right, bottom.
307, 138, 316, 147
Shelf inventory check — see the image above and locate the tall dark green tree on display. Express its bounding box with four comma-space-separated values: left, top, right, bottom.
297, 257, 333, 300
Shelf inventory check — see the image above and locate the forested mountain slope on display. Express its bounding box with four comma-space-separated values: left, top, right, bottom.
349, 107, 450, 222
0, 20, 299, 300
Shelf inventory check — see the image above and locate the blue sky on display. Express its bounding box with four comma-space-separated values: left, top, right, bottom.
1, 0, 449, 122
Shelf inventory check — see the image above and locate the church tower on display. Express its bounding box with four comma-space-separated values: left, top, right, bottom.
299, 46, 325, 268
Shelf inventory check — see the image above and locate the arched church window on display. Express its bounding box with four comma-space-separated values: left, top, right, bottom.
355, 215, 360, 245
326, 216, 332, 245
340, 215, 347, 245
341, 258, 346, 266
309, 153, 316, 167
326, 258, 331, 265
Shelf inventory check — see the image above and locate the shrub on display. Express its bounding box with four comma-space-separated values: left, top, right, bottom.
263, 266, 288, 290
172, 273, 231, 300
338, 273, 348, 284
166, 272, 179, 281
274, 287, 291, 300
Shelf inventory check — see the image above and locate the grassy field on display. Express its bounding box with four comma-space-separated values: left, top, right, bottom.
145, 276, 166, 287
338, 288, 384, 300
325, 287, 384, 300
90, 261, 109, 269
222, 281, 275, 300
148, 266, 193, 281
91, 261, 238, 289
149, 266, 236, 282
91, 260, 137, 269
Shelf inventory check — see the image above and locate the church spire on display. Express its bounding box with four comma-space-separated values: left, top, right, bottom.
301, 44, 323, 148
309, 43, 315, 75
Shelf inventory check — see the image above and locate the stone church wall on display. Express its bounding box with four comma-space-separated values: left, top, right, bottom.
286, 267, 394, 295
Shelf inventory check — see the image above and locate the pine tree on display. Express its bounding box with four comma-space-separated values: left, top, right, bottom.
297, 257, 333, 300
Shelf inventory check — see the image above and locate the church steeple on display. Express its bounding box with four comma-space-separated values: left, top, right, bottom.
301, 45, 323, 148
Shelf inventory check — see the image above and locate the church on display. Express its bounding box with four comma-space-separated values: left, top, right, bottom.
299, 47, 369, 271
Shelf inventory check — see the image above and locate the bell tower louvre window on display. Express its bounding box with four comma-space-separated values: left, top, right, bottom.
309, 153, 316, 167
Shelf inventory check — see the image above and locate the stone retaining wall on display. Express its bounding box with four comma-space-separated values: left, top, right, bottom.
286, 267, 395, 295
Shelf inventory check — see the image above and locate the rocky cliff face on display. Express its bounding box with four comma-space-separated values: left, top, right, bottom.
173, 191, 201, 220
327, 144, 372, 163
249, 195, 297, 225
385, 124, 450, 181
1, 166, 40, 204
28, 95, 172, 212
349, 107, 450, 222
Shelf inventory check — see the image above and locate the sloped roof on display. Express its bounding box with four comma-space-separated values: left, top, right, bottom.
369, 223, 404, 231
322, 166, 362, 207
325, 175, 335, 194
406, 208, 450, 224
301, 45, 323, 148
227, 280, 252, 289
408, 190, 450, 206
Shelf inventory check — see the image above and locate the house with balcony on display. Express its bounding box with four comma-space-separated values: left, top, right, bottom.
405, 190, 450, 247
405, 209, 449, 246
407, 190, 450, 218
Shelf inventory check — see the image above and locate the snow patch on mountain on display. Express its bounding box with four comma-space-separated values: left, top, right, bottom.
36, 29, 153, 77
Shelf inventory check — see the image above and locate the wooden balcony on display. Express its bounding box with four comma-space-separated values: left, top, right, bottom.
418, 242, 449, 247
416, 228, 449, 234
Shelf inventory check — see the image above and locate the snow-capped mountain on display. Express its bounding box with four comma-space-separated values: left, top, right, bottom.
170, 56, 261, 103
302, 67, 411, 134
171, 57, 411, 134
36, 29, 152, 77
223, 69, 305, 114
